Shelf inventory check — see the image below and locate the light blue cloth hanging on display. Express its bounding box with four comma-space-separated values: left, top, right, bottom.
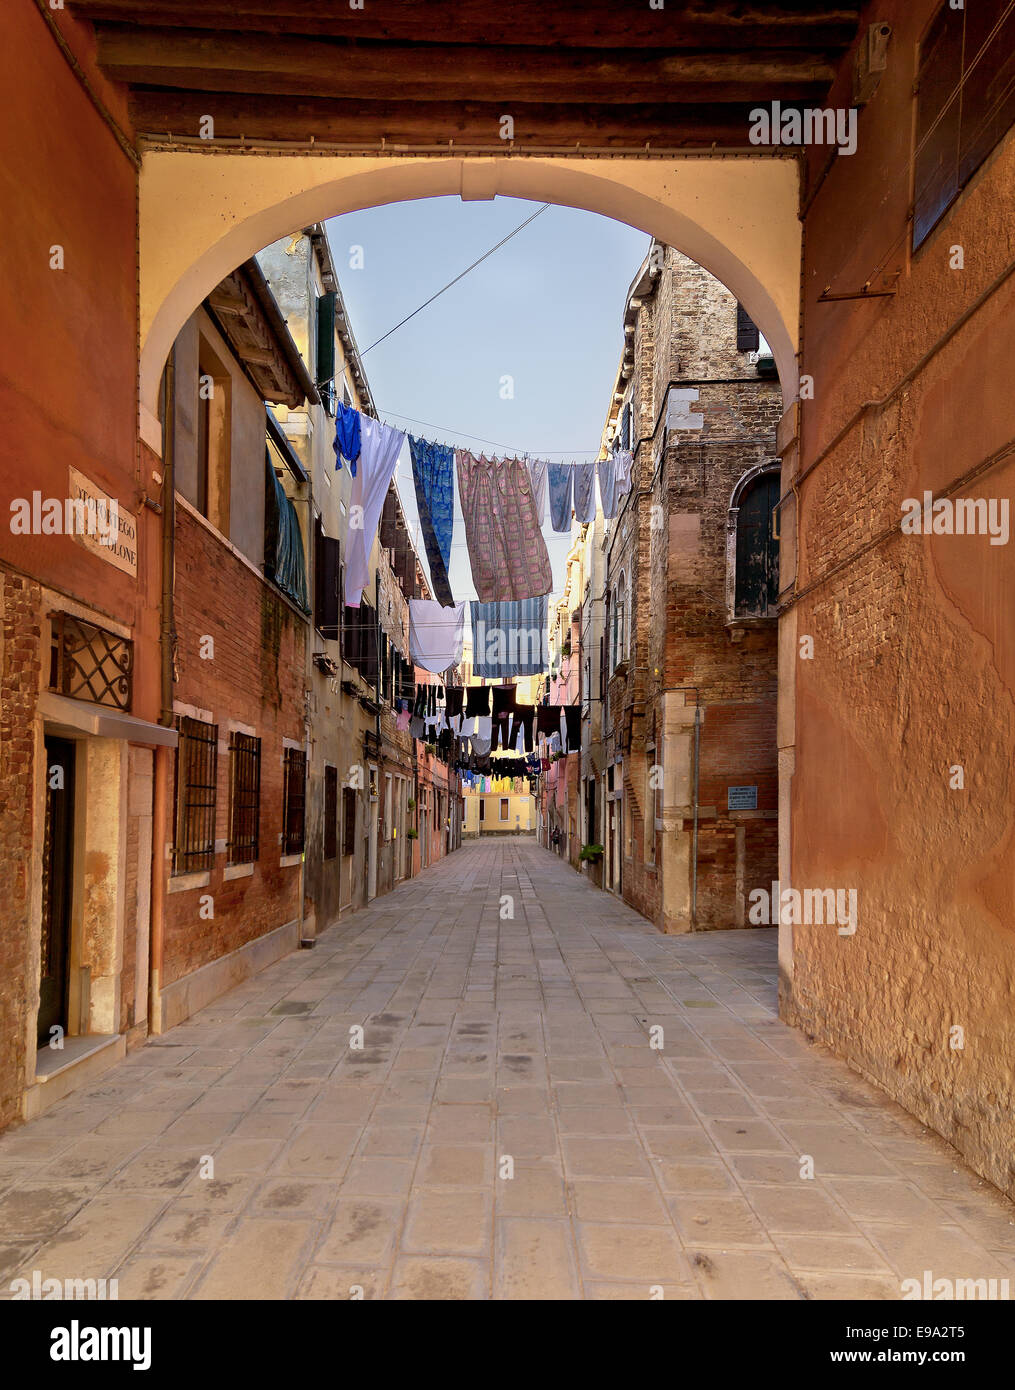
470, 597, 549, 679
598, 457, 619, 518
573, 462, 596, 523
548, 462, 573, 532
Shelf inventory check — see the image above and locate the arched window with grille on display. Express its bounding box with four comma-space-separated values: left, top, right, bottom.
728, 464, 780, 621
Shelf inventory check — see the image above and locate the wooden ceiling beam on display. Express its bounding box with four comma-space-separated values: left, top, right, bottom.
68, 1, 861, 50
97, 28, 837, 102
130, 91, 780, 148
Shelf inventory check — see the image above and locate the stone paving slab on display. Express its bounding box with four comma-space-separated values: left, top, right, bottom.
1, 836, 1014, 1300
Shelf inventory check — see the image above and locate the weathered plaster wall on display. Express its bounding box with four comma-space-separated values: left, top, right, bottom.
789, 0, 1015, 1197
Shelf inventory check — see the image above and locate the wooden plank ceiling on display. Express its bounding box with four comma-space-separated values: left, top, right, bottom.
68, 0, 863, 150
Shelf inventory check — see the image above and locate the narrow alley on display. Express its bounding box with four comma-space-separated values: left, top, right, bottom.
2, 839, 1012, 1302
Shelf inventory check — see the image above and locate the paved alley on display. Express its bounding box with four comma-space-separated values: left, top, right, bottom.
1, 838, 1013, 1301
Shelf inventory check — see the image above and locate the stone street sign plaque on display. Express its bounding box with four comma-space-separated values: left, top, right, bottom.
728, 785, 758, 810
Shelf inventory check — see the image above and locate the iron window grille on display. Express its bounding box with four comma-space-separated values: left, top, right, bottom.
228, 732, 261, 865
173, 715, 218, 873
49, 610, 133, 711
282, 746, 307, 855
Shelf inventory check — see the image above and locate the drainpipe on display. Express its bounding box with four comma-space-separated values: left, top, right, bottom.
299, 467, 314, 948
149, 346, 176, 1034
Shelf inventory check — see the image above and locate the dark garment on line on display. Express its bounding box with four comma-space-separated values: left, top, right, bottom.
413, 683, 427, 719
446, 687, 464, 719
466, 684, 491, 718
564, 705, 581, 752
427, 684, 437, 717
491, 685, 517, 723
508, 704, 535, 753
536, 705, 562, 739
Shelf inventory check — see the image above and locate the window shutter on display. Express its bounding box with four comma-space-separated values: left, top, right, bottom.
323, 765, 338, 860
316, 292, 337, 413
315, 534, 341, 638
342, 784, 357, 856
342, 604, 360, 666
736, 303, 760, 353
914, 2, 1015, 249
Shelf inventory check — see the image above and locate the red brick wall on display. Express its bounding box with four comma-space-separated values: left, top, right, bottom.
160, 506, 306, 985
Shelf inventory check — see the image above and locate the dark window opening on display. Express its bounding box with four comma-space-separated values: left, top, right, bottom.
734, 470, 781, 618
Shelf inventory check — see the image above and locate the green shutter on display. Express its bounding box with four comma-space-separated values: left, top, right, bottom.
316, 291, 336, 411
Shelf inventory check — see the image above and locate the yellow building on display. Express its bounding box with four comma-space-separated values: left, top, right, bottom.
460, 640, 541, 837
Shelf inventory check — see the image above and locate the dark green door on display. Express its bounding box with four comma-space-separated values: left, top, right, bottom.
39, 736, 75, 1045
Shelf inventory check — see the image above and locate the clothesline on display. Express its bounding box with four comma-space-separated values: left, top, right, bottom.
381, 410, 602, 457
334, 401, 633, 615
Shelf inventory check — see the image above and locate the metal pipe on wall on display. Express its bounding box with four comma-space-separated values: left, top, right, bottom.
149, 345, 176, 1034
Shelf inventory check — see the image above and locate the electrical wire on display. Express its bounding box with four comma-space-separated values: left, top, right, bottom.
322, 202, 551, 399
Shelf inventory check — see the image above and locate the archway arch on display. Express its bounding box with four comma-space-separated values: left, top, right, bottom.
138, 152, 801, 445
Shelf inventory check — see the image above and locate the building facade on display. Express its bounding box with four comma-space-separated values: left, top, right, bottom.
553, 244, 782, 934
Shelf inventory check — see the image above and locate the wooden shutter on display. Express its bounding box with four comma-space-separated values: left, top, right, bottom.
342, 604, 360, 666
736, 303, 760, 353
913, 4, 963, 250
316, 291, 336, 408
281, 747, 306, 855
315, 532, 341, 638
342, 784, 357, 856
323, 765, 338, 860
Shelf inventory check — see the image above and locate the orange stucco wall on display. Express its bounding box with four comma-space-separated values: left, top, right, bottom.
788, 0, 1015, 1197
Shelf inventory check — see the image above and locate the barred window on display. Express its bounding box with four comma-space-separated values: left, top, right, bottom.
173, 715, 218, 873
282, 746, 307, 855
228, 732, 260, 865
324, 764, 338, 861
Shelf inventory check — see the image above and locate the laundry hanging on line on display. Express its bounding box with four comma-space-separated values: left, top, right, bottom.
548, 462, 573, 533
573, 462, 597, 524
408, 435, 455, 608
344, 415, 406, 607
597, 456, 618, 519
408, 599, 465, 674
333, 399, 362, 475
470, 597, 549, 679
456, 451, 552, 603
528, 459, 548, 524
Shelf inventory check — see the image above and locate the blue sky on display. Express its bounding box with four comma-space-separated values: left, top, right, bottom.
324, 197, 649, 601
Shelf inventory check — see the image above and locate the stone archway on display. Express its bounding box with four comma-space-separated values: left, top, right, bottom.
138, 152, 801, 447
